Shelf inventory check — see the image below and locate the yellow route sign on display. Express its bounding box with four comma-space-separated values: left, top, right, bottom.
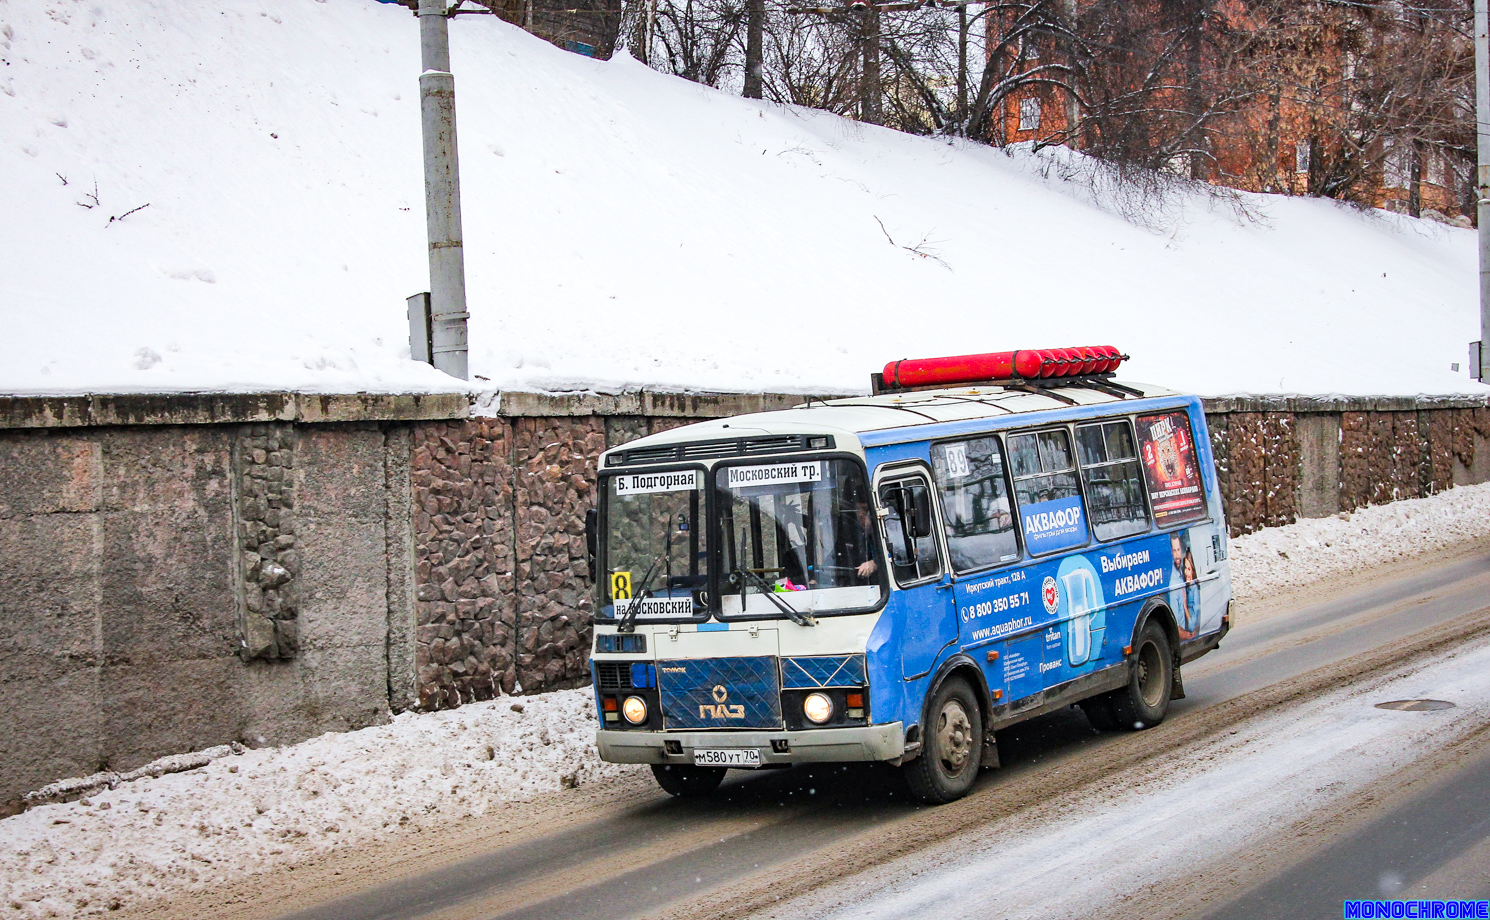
610, 571, 632, 601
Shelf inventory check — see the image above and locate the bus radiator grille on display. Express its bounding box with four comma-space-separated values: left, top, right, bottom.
657, 656, 783, 730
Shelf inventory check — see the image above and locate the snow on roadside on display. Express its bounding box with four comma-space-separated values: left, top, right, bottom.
1229, 480, 1490, 599
4, 483, 1490, 917
0, 689, 627, 919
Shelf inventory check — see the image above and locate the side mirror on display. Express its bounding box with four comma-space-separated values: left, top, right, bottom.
910, 485, 934, 539
584, 508, 598, 582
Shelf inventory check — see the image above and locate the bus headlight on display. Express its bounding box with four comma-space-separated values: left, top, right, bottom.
622, 695, 649, 725
803, 692, 834, 724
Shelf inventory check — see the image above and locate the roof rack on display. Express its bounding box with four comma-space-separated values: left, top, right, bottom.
869, 372, 1144, 401
869, 347, 1141, 401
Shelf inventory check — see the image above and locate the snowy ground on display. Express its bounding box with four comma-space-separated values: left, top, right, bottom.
1228, 481, 1490, 598
0, 0, 1482, 398
3, 482, 1489, 918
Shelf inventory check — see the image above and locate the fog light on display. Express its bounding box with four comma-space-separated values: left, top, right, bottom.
803, 692, 833, 724
622, 695, 648, 725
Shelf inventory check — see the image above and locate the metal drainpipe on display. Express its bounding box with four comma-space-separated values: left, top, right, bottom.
419, 0, 469, 380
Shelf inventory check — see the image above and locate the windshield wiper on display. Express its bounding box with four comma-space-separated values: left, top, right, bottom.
617, 551, 666, 634
735, 568, 816, 627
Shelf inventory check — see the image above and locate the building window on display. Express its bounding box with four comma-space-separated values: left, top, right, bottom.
1383, 141, 1410, 190
1295, 139, 1311, 175
1426, 151, 1446, 187
1019, 97, 1042, 132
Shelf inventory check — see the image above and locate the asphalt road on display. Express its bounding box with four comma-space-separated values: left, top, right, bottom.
1202, 743, 1490, 920
277, 547, 1490, 920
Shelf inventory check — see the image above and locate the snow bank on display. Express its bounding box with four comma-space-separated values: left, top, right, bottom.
0, 689, 624, 918
1229, 481, 1490, 598
0, 0, 1483, 398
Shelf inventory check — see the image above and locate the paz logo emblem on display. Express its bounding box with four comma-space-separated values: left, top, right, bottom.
1042, 576, 1060, 614
700, 684, 745, 719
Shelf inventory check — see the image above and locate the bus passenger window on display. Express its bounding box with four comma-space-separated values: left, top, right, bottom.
878, 478, 941, 585
1076, 421, 1151, 541
931, 438, 1018, 573
1007, 430, 1081, 506
1007, 429, 1089, 555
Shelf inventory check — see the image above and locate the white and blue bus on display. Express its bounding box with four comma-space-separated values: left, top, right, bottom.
586, 348, 1232, 803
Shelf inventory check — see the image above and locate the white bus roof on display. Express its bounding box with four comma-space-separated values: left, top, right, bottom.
605, 379, 1181, 459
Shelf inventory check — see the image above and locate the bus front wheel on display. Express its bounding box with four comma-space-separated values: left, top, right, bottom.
903, 676, 983, 804
1108, 620, 1173, 730
650, 763, 726, 797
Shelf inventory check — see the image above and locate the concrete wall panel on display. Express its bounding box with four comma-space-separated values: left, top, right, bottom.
1295, 413, 1341, 518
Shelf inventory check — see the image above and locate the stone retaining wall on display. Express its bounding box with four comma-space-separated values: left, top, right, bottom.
1205, 399, 1490, 535
1, 389, 1487, 807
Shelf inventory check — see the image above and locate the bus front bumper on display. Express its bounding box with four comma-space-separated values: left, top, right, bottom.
597, 722, 906, 766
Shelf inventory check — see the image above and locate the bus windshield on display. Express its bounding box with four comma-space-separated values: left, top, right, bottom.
601, 469, 707, 621
715, 459, 884, 618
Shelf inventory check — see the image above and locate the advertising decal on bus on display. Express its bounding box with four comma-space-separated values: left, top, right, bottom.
1136, 412, 1206, 526
956, 530, 1203, 689
1020, 495, 1088, 555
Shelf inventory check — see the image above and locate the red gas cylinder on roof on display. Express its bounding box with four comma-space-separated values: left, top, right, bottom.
881, 346, 1126, 389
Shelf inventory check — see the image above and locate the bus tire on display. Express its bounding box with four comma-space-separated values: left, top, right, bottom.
903, 676, 983, 804
650, 764, 726, 797
1079, 695, 1119, 731
1109, 620, 1173, 730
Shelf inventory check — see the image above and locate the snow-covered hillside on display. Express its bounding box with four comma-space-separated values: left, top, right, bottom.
0, 0, 1482, 398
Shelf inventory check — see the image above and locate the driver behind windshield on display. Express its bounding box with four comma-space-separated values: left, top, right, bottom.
829, 483, 879, 584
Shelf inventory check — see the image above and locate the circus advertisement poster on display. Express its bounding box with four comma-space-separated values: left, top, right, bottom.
1136, 411, 1206, 526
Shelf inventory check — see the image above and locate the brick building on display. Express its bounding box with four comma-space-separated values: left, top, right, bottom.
988, 1, 1473, 223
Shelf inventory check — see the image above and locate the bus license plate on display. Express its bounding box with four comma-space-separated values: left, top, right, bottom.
694, 749, 761, 768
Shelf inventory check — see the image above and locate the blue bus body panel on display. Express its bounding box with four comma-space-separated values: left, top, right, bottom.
863, 394, 1229, 730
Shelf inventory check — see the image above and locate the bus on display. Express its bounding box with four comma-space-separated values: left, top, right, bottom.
585, 347, 1232, 803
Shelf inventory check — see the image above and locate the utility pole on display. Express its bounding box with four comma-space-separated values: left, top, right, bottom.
418, 0, 470, 380
1477, 0, 1490, 380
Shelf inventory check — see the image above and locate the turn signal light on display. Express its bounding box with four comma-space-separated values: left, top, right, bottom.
602, 697, 618, 711
845, 692, 864, 708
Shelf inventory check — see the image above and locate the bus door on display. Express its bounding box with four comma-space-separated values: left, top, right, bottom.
877, 472, 955, 681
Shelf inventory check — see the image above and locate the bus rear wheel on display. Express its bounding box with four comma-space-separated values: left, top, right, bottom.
1107, 620, 1173, 730
650, 763, 726, 797
903, 676, 983, 804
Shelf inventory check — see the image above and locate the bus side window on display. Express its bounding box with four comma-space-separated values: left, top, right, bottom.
878, 477, 941, 585
930, 437, 1019, 573
1075, 420, 1151, 541
1008, 428, 1090, 554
